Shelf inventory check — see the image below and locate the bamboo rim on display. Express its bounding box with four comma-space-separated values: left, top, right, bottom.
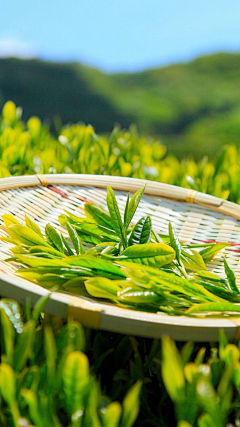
0, 173, 240, 342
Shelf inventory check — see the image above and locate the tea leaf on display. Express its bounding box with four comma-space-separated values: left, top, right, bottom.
118, 288, 160, 304
25, 214, 43, 238
21, 389, 42, 427
196, 379, 222, 427
85, 277, 121, 300
0, 363, 17, 407
186, 301, 240, 314
121, 380, 142, 427
14, 319, 35, 372
124, 185, 146, 229
65, 255, 125, 277
224, 258, 239, 293
2, 213, 20, 227
0, 308, 15, 364
128, 215, 152, 246
29, 245, 63, 257
84, 202, 114, 230
107, 186, 127, 247
8, 224, 49, 247
61, 233, 74, 256
161, 335, 185, 402
66, 222, 85, 255
121, 243, 175, 267
101, 401, 122, 427
45, 223, 64, 253
32, 293, 51, 321
200, 243, 228, 264
62, 351, 89, 416
181, 248, 207, 271
124, 192, 130, 226
44, 325, 57, 381
169, 222, 181, 264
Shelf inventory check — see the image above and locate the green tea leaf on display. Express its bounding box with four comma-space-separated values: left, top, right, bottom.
7, 224, 49, 247
62, 351, 89, 416
56, 319, 85, 353
124, 192, 130, 226
13, 254, 69, 268
193, 270, 224, 283
85, 277, 121, 300
196, 379, 222, 427
181, 248, 207, 271
11, 244, 29, 254
84, 202, 114, 230
128, 215, 152, 246
66, 222, 85, 255
75, 221, 119, 242
197, 414, 216, 427
118, 288, 160, 304
224, 258, 239, 293
25, 214, 43, 238
61, 233, 74, 256
200, 243, 228, 264
14, 319, 35, 372
195, 280, 240, 302
124, 185, 146, 229
186, 301, 240, 314
64, 210, 87, 223
29, 245, 63, 257
0, 308, 15, 364
161, 335, 185, 403
119, 261, 222, 302
64, 255, 125, 277
107, 186, 127, 247
178, 422, 193, 427
44, 325, 57, 381
169, 222, 181, 264
32, 293, 51, 321
2, 213, 20, 227
121, 242, 175, 267
101, 401, 122, 427
0, 363, 18, 407
38, 274, 67, 288
45, 223, 64, 253
20, 389, 42, 427
121, 380, 142, 427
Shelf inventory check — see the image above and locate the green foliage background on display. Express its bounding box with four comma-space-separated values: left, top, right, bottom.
1, 101, 240, 426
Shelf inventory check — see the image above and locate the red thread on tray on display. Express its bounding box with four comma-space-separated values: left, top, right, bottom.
48, 186, 91, 203
48, 186, 71, 199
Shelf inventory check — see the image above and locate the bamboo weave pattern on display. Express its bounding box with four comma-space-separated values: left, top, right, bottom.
0, 184, 240, 288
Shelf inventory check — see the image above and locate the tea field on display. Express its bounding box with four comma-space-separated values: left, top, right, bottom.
1, 101, 240, 426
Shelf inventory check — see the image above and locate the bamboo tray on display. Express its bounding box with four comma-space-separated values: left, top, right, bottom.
1, 174, 240, 342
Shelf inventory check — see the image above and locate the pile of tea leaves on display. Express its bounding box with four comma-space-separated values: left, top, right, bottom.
2, 185, 240, 317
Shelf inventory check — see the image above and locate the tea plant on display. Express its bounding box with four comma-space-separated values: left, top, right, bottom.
161, 332, 240, 427
2, 100, 240, 426
0, 297, 141, 427
0, 101, 240, 203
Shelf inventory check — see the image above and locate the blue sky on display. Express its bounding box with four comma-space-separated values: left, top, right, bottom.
1, 0, 240, 72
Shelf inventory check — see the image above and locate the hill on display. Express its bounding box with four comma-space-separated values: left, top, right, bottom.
1, 54, 240, 157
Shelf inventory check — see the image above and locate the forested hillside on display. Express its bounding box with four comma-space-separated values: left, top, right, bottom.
1, 54, 240, 157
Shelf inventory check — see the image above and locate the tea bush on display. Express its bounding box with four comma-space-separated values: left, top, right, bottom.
0, 298, 141, 427
0, 100, 240, 202
1, 101, 240, 426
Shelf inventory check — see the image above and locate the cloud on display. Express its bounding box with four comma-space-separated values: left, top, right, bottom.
0, 37, 36, 59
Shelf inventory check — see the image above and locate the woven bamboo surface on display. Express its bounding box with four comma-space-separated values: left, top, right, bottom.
0, 174, 240, 341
